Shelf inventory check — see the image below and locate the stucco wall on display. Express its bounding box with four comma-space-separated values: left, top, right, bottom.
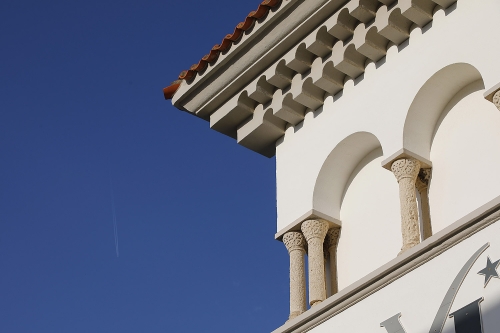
275, 0, 500, 291
335, 87, 500, 290
337, 152, 400, 290
430, 89, 500, 233
308, 220, 500, 333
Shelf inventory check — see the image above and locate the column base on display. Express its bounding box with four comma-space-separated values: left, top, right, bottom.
287, 311, 304, 321
398, 242, 420, 255
310, 300, 322, 307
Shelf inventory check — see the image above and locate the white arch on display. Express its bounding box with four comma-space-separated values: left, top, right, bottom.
313, 132, 383, 221
403, 63, 484, 160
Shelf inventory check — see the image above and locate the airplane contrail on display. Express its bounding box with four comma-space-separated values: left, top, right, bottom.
109, 174, 119, 258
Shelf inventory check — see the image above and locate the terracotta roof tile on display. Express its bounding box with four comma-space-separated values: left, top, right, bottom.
163, 0, 282, 100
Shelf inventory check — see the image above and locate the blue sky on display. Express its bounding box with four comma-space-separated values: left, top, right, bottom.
0, 1, 288, 332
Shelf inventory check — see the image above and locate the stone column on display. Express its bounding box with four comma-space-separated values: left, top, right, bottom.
326, 227, 341, 295
301, 219, 329, 307
416, 168, 432, 240
493, 90, 500, 111
283, 231, 307, 320
391, 158, 421, 254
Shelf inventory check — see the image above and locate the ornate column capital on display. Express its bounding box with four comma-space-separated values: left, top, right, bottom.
301, 219, 329, 243
391, 158, 421, 182
493, 90, 500, 111
283, 232, 306, 254
326, 227, 341, 250
415, 168, 431, 192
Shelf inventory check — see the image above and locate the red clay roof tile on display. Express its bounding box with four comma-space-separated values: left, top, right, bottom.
162, 80, 182, 100
163, 0, 282, 100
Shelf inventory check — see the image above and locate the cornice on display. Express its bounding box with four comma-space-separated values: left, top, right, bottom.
169, 0, 458, 157
172, 0, 343, 114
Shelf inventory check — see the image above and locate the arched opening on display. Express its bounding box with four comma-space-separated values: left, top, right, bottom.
401, 62, 500, 234
429, 78, 500, 233
337, 148, 401, 289
403, 63, 483, 160
313, 132, 382, 221
313, 132, 401, 289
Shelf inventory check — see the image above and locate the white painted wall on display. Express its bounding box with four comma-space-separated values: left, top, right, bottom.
309, 221, 500, 333
274, 0, 500, 293
334, 82, 500, 293
337, 151, 401, 290
429, 88, 500, 233
276, 0, 500, 233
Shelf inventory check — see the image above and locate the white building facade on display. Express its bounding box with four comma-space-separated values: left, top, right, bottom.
164, 0, 500, 332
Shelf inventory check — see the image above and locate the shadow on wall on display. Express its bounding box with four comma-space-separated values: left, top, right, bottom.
313, 131, 383, 221
403, 63, 484, 162
310, 63, 485, 226
431, 80, 485, 147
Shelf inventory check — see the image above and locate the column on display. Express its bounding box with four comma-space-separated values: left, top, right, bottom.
283, 231, 307, 320
416, 168, 432, 240
391, 158, 421, 254
301, 219, 329, 307
326, 227, 341, 295
493, 90, 500, 111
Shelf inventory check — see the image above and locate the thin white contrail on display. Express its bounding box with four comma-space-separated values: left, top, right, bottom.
109, 174, 119, 258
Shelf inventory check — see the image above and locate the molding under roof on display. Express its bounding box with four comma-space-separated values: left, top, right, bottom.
165, 0, 457, 157
163, 0, 295, 99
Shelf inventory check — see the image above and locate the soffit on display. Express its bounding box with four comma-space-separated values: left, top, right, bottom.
164, 0, 457, 157
170, 0, 341, 113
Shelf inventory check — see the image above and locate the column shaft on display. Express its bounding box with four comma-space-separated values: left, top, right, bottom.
416, 168, 432, 240
283, 232, 307, 320
301, 220, 329, 307
391, 158, 421, 254
326, 227, 341, 295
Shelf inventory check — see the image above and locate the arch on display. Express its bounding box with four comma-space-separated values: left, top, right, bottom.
403, 63, 484, 160
313, 132, 383, 221
428, 82, 500, 232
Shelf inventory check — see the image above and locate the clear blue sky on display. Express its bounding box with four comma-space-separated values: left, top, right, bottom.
0, 1, 288, 332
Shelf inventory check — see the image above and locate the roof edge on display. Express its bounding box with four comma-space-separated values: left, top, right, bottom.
163, 0, 282, 100
163, 81, 182, 100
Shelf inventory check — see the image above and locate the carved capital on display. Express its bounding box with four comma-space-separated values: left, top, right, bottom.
326, 227, 341, 250
416, 168, 432, 192
391, 158, 421, 182
301, 219, 329, 242
494, 90, 500, 111
283, 232, 306, 253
